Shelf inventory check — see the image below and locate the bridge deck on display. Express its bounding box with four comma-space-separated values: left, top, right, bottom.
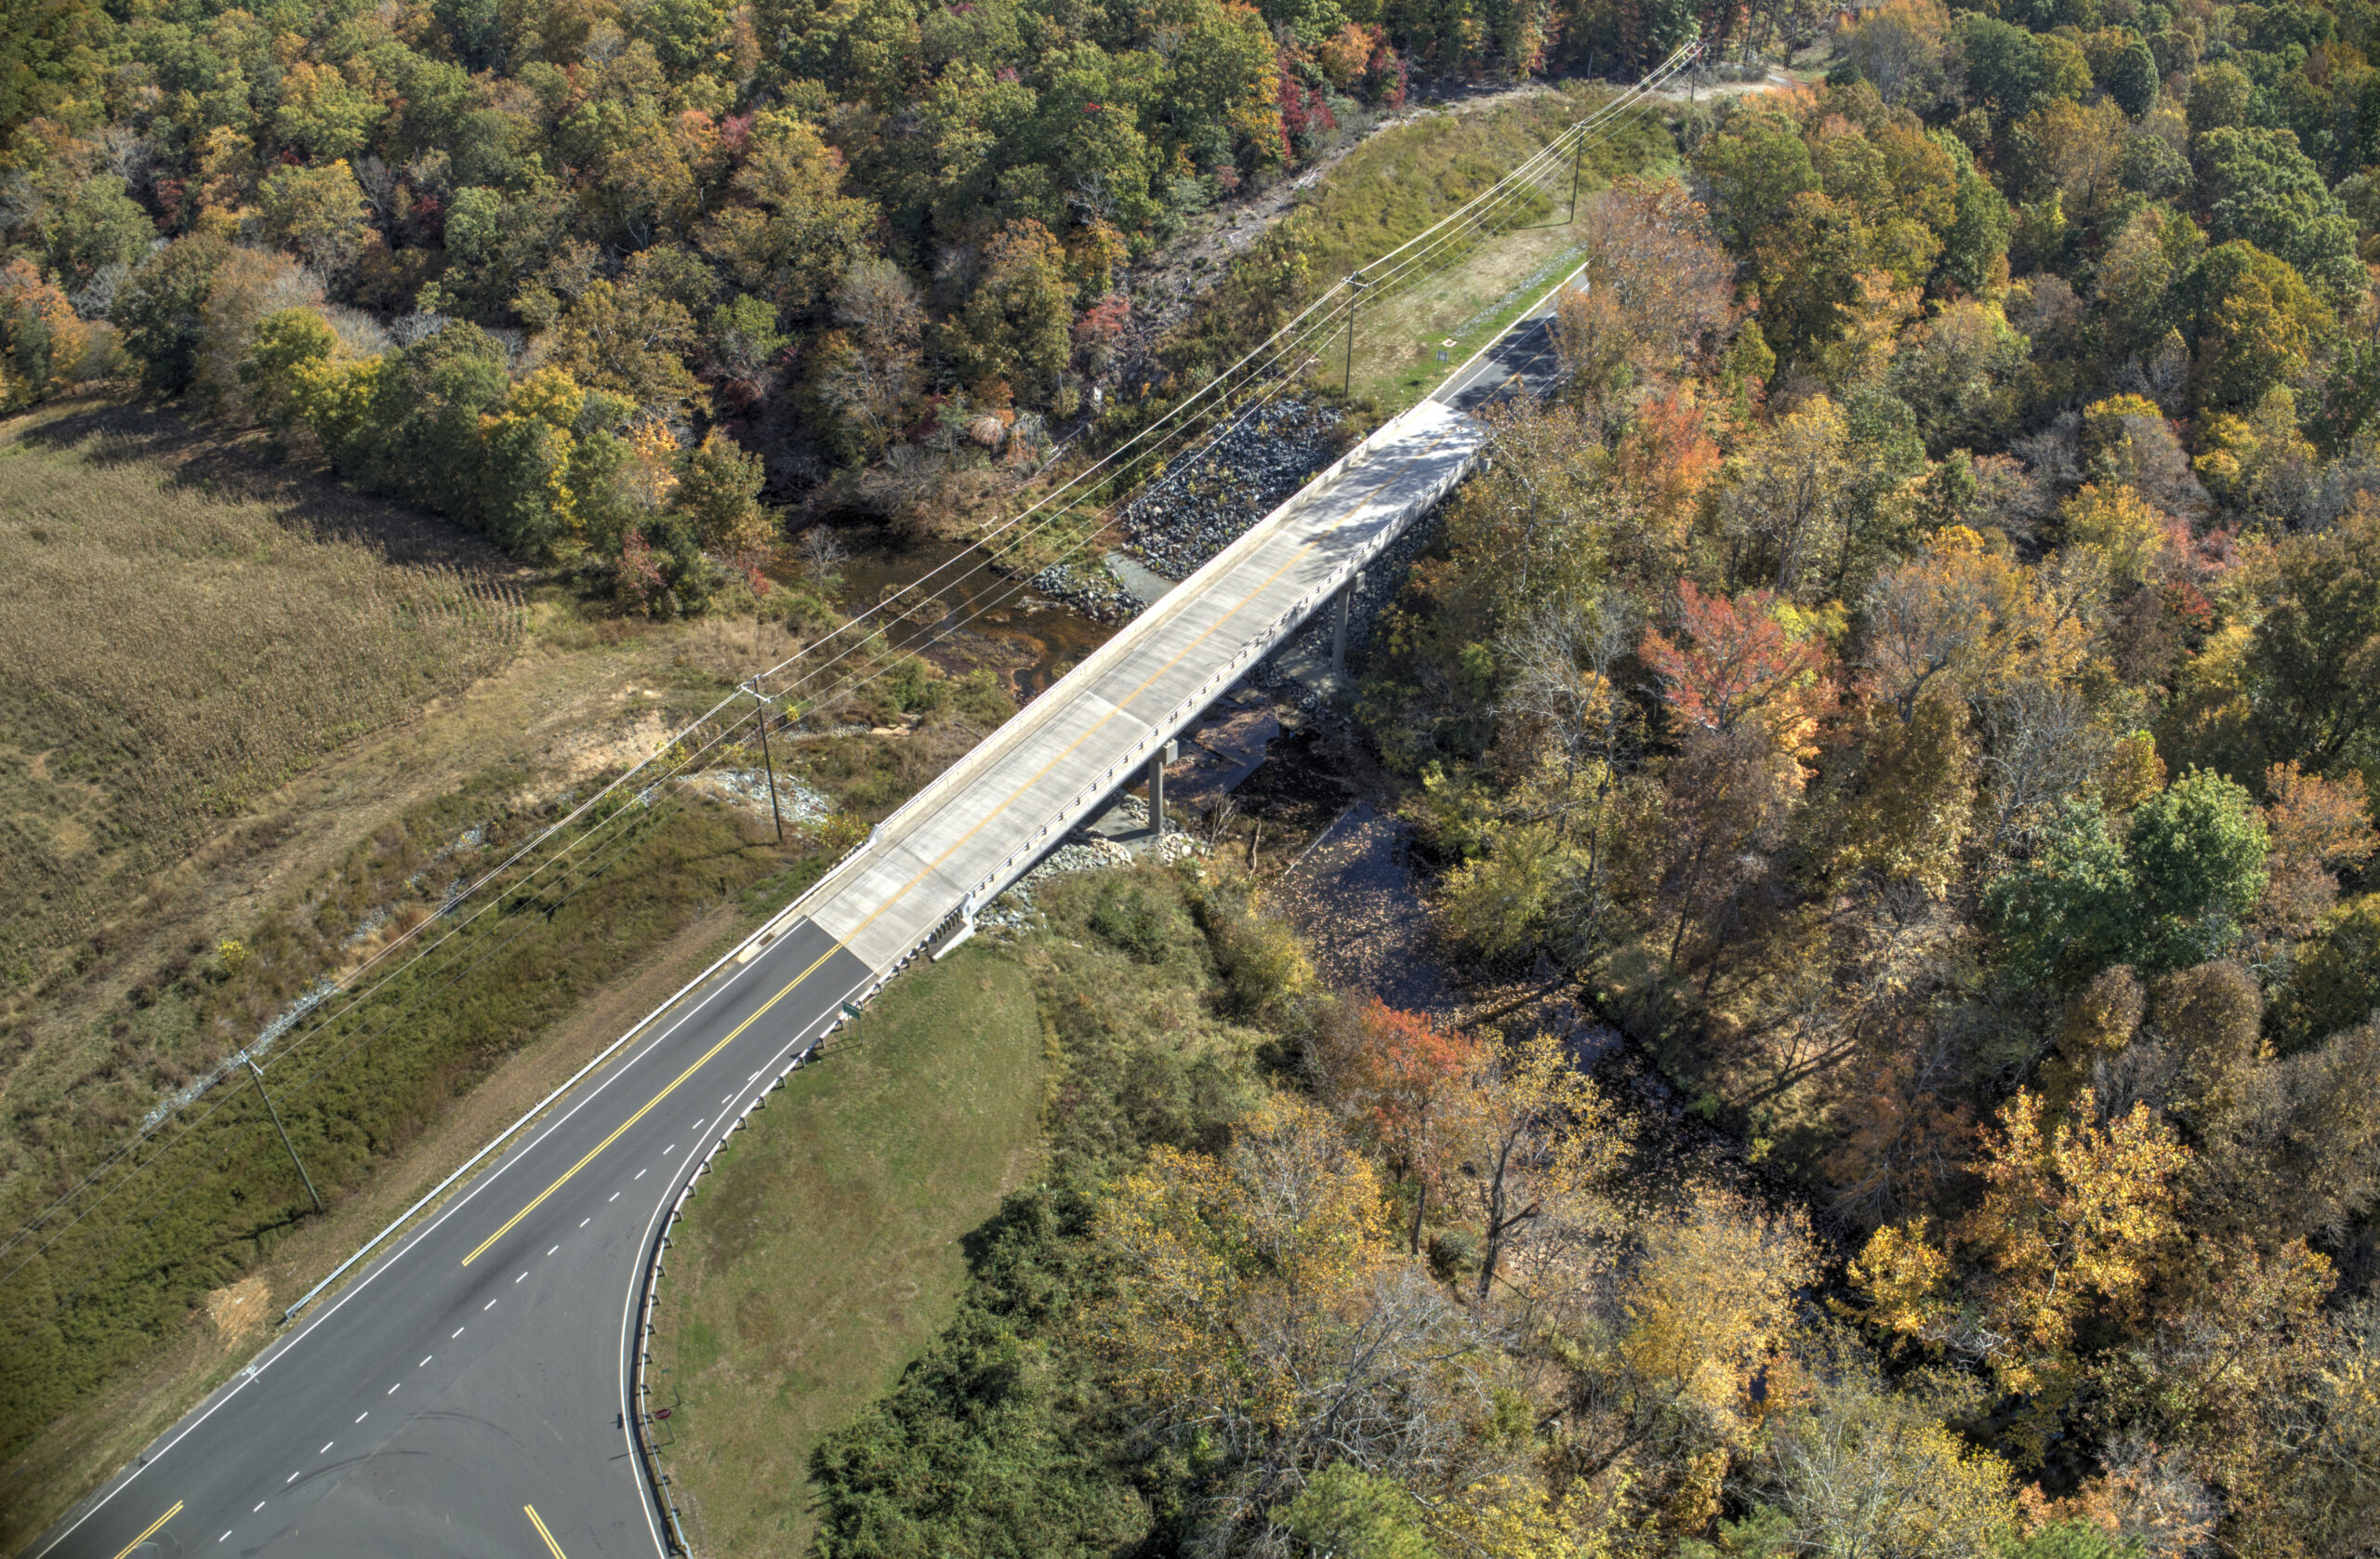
27, 187, 1567, 1559
789, 397, 1488, 980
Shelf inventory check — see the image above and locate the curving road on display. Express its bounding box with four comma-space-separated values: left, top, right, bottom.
26, 269, 1577, 1559
1433, 255, 1581, 416
32, 920, 868, 1559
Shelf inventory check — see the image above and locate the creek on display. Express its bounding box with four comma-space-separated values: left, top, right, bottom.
783, 531, 1119, 702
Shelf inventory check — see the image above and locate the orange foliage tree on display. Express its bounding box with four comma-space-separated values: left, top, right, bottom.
1642, 581, 1832, 768
1314, 999, 1482, 1253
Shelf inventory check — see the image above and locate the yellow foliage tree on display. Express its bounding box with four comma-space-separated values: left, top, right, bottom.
1433, 1033, 1627, 1301
2059, 482, 2166, 587
1620, 1193, 1819, 1439
1764, 1353, 2021, 1553
1090, 1095, 1548, 1546
1853, 1089, 2190, 1462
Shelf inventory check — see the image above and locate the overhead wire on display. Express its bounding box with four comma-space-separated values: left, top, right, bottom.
732, 57, 1697, 720
8, 774, 715, 1342
734, 43, 1700, 704
2, 42, 1702, 1309
0, 699, 773, 1270
729, 49, 1700, 721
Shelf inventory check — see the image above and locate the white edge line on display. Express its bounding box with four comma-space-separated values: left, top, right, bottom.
27, 926, 776, 1559
607, 377, 1497, 1559
40, 227, 1573, 1559
1430, 254, 1592, 408
616, 997, 859, 1557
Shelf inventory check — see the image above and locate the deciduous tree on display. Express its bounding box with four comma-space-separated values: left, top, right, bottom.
1433, 1033, 1625, 1301
1643, 582, 1831, 765
1854, 1088, 2188, 1460
2243, 495, 2380, 774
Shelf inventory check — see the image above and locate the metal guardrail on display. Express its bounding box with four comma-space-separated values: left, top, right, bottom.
629, 1033, 826, 1555
629, 405, 1482, 1555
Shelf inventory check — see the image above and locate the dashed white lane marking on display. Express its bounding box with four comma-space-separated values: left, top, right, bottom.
254, 1502, 265, 1513
514, 1272, 526, 1283
663, 1144, 677, 1156
608, 1192, 620, 1201
387, 1382, 400, 1394
580, 1218, 590, 1227
547, 1246, 559, 1256
418, 1354, 432, 1367
483, 1297, 497, 1310
320, 1440, 334, 1455
691, 1119, 705, 1130
285, 1472, 299, 1484
453, 1327, 465, 1338
634, 1169, 646, 1180
355, 1411, 367, 1423
220, 1530, 232, 1542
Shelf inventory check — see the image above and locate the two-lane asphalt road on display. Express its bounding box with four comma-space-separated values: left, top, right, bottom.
28, 256, 1584, 1559
33, 921, 869, 1559
1433, 256, 1581, 414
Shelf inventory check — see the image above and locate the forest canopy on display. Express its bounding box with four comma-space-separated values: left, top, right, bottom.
0, 0, 1722, 612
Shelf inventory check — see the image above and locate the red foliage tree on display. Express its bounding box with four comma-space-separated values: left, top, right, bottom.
1317, 999, 1481, 1252
1641, 581, 1831, 760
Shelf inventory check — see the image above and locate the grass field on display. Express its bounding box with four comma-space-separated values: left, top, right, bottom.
0, 395, 1025, 1539
648, 944, 1044, 1554
1276, 81, 1678, 411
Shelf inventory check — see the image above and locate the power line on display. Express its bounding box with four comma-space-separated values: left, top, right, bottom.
0, 45, 1699, 1324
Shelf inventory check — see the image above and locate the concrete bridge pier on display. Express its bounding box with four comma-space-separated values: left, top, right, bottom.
1330, 572, 1364, 673
1145, 739, 1176, 836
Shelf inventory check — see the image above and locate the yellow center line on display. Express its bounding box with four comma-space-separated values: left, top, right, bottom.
461, 409, 1483, 1265
112, 1501, 182, 1559
461, 952, 823, 1263
524, 1503, 568, 1559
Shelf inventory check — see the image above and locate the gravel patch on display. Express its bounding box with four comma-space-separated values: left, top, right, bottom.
684, 768, 834, 829
1121, 401, 1346, 580
1028, 559, 1142, 622
979, 819, 1207, 933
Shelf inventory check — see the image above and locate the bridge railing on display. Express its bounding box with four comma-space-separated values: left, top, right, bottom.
747, 400, 1477, 966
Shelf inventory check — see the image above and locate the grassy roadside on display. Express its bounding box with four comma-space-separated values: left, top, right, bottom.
0, 801, 826, 1543
1351, 225, 1584, 409
0, 397, 1026, 1544
1278, 81, 1679, 411
0, 876, 789, 1550
648, 944, 1045, 1555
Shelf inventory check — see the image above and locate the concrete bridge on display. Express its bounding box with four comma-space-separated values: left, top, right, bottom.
28, 250, 1578, 1559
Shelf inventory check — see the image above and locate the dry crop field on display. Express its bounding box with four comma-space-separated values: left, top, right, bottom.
0, 405, 522, 1065
0, 398, 1021, 1531
0, 404, 521, 1129
0, 426, 520, 982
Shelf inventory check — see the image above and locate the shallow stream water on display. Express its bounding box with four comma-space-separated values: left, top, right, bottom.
785, 532, 1117, 701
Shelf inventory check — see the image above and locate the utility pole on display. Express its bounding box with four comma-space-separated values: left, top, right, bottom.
1342, 275, 1366, 396
747, 680, 784, 843
1145, 740, 1176, 838
246, 1058, 324, 1213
